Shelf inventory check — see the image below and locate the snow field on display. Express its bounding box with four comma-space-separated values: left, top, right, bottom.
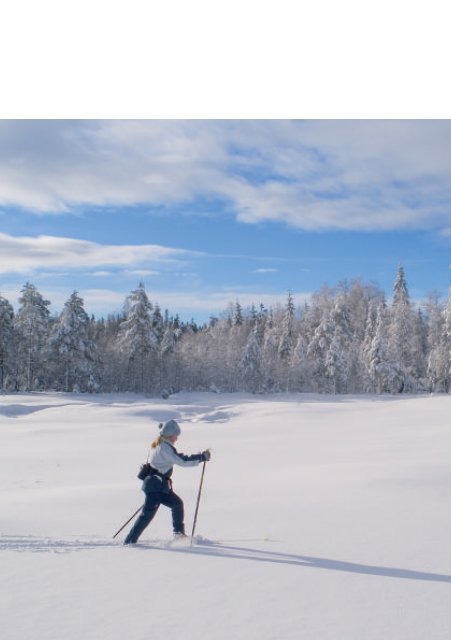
1, 392, 451, 640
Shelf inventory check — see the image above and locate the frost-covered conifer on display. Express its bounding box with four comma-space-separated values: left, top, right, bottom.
426, 296, 444, 388
325, 326, 347, 393
1, 268, 447, 396
240, 316, 264, 392
0, 295, 14, 389
276, 293, 297, 391
49, 291, 96, 392
411, 309, 428, 385
14, 283, 51, 390
158, 318, 183, 392
261, 309, 282, 390
388, 266, 417, 391
307, 308, 336, 392
278, 293, 296, 360
118, 283, 158, 391
151, 304, 164, 345
233, 301, 243, 327
437, 289, 451, 392
368, 302, 392, 393
291, 331, 312, 391
361, 299, 379, 391
161, 323, 177, 354
329, 292, 355, 389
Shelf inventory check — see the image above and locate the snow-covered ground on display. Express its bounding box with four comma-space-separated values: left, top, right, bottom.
1, 391, 450, 640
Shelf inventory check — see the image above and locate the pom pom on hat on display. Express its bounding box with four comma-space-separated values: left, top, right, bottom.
159, 419, 181, 437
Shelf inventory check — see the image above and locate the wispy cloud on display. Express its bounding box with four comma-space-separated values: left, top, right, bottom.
254, 268, 278, 273
123, 269, 160, 277
1, 120, 451, 232
0, 232, 195, 275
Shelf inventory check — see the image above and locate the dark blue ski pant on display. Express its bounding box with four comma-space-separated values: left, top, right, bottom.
124, 490, 184, 544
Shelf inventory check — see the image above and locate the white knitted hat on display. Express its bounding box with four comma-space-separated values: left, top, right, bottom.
159, 419, 181, 437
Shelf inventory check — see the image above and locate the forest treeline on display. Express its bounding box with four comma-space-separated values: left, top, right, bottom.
0, 266, 450, 395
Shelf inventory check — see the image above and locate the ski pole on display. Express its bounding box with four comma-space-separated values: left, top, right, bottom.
190, 460, 207, 546
113, 504, 143, 539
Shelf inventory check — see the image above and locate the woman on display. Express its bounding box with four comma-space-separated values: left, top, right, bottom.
124, 419, 211, 544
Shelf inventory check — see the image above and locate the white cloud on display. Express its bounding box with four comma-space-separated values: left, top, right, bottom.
76, 289, 128, 315
1, 282, 311, 320
254, 268, 278, 273
123, 269, 160, 277
0, 232, 194, 275
1, 120, 451, 232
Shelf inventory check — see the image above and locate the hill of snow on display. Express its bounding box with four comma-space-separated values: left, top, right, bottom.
1, 392, 450, 640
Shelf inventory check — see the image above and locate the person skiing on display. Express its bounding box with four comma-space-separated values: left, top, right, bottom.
124, 419, 211, 544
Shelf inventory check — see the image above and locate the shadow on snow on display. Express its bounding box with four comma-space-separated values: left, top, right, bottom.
1, 536, 450, 584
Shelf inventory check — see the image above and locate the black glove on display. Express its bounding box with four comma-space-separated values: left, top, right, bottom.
201, 449, 211, 462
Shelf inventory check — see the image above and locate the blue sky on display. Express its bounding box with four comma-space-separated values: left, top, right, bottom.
0, 120, 450, 322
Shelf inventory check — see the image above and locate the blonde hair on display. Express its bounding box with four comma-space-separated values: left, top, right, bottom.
151, 435, 163, 449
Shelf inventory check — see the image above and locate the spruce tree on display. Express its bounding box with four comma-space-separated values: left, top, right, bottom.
118, 283, 158, 392
14, 283, 51, 390
49, 291, 96, 392
278, 293, 296, 360
233, 301, 243, 327
388, 266, 416, 391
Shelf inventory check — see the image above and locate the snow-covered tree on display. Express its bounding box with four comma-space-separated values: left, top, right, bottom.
411, 308, 428, 384
151, 304, 165, 345
291, 331, 312, 391
329, 292, 354, 390
435, 288, 451, 393
1, 269, 448, 396
278, 293, 296, 360
158, 317, 184, 392
239, 315, 264, 392
232, 301, 243, 327
117, 283, 158, 392
361, 299, 379, 392
276, 293, 297, 391
367, 301, 394, 393
261, 309, 282, 391
325, 325, 347, 393
307, 308, 336, 392
160, 321, 177, 354
49, 291, 97, 392
0, 295, 14, 389
14, 283, 51, 390
388, 266, 417, 392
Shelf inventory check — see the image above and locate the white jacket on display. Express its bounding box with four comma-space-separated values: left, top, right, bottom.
150, 439, 203, 476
